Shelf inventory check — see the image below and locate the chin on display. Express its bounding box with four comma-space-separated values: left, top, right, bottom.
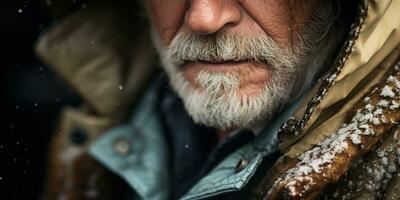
181, 86, 277, 129
172, 67, 287, 129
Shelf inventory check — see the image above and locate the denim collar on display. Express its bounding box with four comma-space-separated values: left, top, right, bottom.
89, 76, 308, 200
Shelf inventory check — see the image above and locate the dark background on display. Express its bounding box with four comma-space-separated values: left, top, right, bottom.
0, 1, 81, 199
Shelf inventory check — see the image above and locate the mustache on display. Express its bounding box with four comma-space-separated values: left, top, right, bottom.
166, 31, 300, 69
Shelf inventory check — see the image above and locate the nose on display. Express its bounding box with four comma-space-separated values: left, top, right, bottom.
185, 0, 241, 35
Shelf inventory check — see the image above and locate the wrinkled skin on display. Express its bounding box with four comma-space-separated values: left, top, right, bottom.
144, 0, 320, 99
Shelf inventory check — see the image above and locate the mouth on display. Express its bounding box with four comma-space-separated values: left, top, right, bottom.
180, 59, 267, 73
193, 60, 249, 65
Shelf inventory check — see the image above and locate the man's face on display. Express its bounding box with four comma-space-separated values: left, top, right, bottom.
144, 0, 331, 129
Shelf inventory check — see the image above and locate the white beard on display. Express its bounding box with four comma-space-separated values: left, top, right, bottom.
186, 70, 291, 129
153, 32, 299, 129
150, 1, 335, 130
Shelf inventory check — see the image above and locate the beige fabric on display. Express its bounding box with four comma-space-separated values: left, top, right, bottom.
283, 0, 400, 157
35, 1, 157, 117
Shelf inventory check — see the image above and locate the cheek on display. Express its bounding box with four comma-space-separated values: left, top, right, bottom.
240, 0, 292, 45
146, 0, 187, 45
239, 0, 320, 46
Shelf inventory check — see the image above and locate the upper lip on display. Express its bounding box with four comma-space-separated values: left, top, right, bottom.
185, 60, 250, 65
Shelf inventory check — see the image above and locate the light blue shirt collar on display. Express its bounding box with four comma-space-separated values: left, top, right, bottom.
89, 77, 309, 200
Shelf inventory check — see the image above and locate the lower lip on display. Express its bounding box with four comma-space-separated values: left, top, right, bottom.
182, 60, 272, 92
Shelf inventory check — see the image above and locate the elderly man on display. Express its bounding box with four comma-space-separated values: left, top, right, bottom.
38, 0, 400, 199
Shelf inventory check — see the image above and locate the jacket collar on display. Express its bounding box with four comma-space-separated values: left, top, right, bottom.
35, 2, 157, 117
89, 75, 311, 200
280, 0, 400, 157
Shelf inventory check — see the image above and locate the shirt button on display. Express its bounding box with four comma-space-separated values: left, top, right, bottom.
70, 127, 88, 145
235, 158, 250, 173
113, 138, 132, 156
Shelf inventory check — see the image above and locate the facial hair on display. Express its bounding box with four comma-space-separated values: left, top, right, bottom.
151, 1, 335, 130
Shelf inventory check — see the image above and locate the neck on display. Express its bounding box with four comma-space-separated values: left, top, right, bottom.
216, 129, 235, 141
